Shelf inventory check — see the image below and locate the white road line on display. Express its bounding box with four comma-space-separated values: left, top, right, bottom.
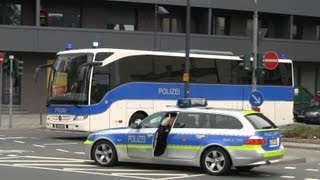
74, 152, 85, 155
0, 160, 85, 163
305, 169, 319, 172
0, 164, 154, 180
23, 155, 88, 161
3, 137, 29, 140
44, 143, 78, 146
280, 176, 295, 179
0, 138, 5, 140
63, 168, 168, 172
14, 141, 25, 144
0, 150, 33, 154
157, 174, 206, 180
305, 178, 319, 180
56, 149, 69, 153
284, 166, 296, 170
14, 164, 96, 167
32, 144, 45, 148
7, 155, 18, 157
111, 173, 188, 176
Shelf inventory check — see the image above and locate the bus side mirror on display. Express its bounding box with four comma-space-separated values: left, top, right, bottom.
34, 64, 52, 82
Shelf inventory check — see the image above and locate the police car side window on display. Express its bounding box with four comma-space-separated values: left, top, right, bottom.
174, 113, 200, 128
214, 114, 243, 129
140, 113, 164, 128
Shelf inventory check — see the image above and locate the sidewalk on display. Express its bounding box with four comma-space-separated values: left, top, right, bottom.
0, 114, 45, 129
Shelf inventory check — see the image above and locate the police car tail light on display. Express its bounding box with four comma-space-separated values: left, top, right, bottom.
245, 136, 265, 145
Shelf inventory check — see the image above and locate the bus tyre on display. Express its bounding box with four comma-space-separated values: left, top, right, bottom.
92, 140, 117, 167
129, 112, 147, 125
201, 147, 231, 176
236, 166, 256, 172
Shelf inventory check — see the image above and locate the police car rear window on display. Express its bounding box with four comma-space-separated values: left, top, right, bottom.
245, 113, 277, 129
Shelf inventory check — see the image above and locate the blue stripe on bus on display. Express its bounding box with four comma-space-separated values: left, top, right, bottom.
47, 82, 293, 115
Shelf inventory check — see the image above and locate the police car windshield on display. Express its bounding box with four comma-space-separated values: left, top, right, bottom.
245, 113, 277, 130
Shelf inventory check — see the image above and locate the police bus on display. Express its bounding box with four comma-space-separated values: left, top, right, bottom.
38, 46, 294, 132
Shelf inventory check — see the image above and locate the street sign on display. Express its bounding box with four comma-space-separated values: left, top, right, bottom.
263, 51, 279, 70
249, 90, 264, 107
0, 52, 3, 66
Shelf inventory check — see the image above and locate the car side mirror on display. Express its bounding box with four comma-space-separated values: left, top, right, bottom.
130, 119, 142, 129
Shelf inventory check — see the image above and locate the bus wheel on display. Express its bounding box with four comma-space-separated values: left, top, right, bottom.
92, 140, 117, 167
201, 147, 231, 176
129, 112, 147, 125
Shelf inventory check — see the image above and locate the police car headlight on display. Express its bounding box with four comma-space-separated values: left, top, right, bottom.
74, 115, 88, 120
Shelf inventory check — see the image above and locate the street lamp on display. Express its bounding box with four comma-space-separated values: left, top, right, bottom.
154, 1, 169, 50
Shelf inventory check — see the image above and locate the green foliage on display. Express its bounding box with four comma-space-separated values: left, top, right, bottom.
283, 125, 320, 139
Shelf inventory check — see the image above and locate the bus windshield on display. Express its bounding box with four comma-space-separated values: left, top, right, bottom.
48, 53, 94, 105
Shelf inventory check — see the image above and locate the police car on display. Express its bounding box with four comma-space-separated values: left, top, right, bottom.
84, 98, 284, 176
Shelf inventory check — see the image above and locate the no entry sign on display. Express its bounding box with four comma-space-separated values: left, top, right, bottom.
263, 51, 279, 70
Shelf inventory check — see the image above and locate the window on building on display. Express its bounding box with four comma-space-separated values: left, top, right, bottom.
212, 16, 230, 35
43, 5, 80, 27
246, 18, 253, 37
106, 5, 137, 31
161, 17, 178, 33
0, 2, 21, 25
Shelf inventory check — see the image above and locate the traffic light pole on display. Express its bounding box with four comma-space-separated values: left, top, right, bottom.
252, 0, 258, 92
9, 55, 13, 128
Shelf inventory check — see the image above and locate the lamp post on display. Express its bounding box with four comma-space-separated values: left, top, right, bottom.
184, 0, 191, 98
154, 1, 169, 50
252, 0, 258, 92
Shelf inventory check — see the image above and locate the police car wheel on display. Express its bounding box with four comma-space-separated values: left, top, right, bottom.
201, 147, 231, 176
92, 140, 117, 167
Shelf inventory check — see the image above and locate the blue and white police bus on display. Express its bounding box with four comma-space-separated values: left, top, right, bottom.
42, 47, 294, 132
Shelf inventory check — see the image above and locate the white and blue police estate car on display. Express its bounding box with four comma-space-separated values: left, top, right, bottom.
84, 98, 284, 176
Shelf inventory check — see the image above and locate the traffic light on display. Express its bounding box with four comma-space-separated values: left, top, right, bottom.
239, 53, 252, 71
14, 59, 24, 76
255, 53, 264, 78
3, 58, 10, 75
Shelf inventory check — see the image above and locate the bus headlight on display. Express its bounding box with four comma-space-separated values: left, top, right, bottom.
74, 115, 88, 120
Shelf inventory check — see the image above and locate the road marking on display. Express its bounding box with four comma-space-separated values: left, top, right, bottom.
14, 141, 25, 144
2, 137, 29, 140
33, 144, 45, 148
64, 168, 169, 172
305, 178, 319, 180
284, 166, 296, 170
280, 176, 295, 179
14, 164, 96, 167
74, 152, 85, 155
111, 173, 188, 176
44, 143, 78, 146
0, 138, 5, 140
56, 149, 69, 153
157, 174, 206, 180
0, 150, 33, 154
0, 160, 85, 163
0, 164, 155, 180
305, 169, 319, 172
7, 155, 18, 157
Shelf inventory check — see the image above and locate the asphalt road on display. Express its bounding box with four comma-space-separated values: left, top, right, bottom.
0, 129, 319, 180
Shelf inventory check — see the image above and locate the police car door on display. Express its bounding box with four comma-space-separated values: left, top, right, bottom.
167, 112, 204, 159
127, 112, 165, 159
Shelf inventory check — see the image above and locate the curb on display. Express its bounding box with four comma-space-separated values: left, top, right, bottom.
283, 144, 320, 151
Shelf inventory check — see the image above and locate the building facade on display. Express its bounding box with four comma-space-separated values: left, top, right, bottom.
0, 0, 320, 113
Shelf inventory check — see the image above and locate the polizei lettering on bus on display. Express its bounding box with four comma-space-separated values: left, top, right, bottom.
158, 88, 181, 95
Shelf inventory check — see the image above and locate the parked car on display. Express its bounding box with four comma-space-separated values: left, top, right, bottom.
84, 98, 284, 176
294, 100, 320, 124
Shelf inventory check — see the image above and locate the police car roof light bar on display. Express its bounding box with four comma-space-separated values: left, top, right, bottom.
177, 98, 207, 108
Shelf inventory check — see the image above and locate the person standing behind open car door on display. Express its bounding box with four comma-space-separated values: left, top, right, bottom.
153, 113, 177, 156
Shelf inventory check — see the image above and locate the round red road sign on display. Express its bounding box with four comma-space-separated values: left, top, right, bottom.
263, 51, 279, 70
0, 52, 3, 66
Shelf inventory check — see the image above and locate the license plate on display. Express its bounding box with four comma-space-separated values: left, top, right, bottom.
269, 138, 279, 147
55, 124, 65, 129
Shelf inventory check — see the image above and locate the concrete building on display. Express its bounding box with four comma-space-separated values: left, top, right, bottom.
0, 0, 320, 113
